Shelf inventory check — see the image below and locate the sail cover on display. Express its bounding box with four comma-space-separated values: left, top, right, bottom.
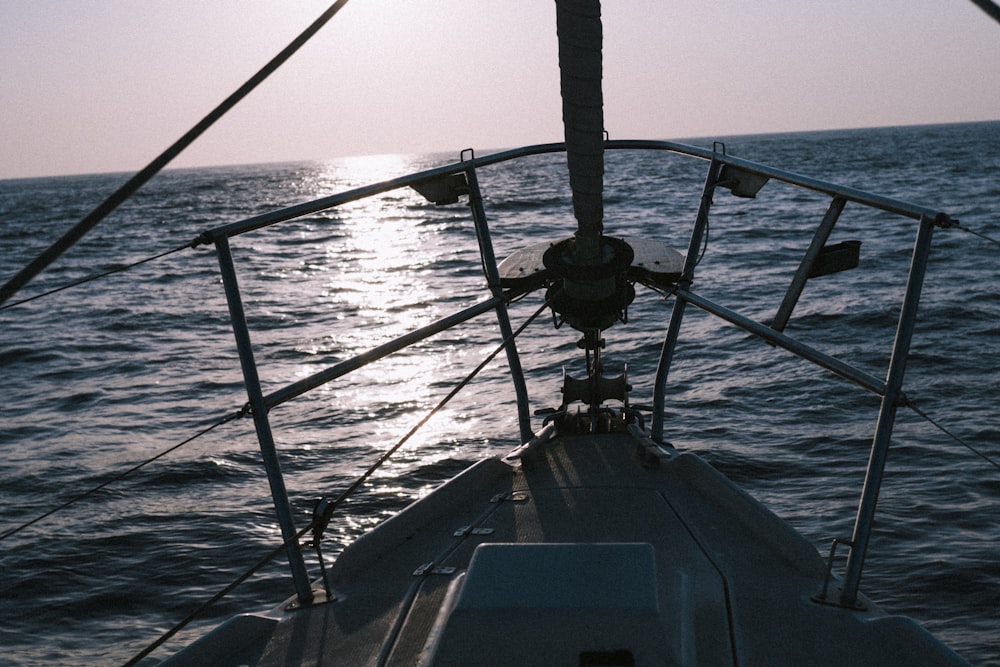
556, 0, 604, 265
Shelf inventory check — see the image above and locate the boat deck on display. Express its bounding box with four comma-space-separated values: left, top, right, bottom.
165, 429, 966, 666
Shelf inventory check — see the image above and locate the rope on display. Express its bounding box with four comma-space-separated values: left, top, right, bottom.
904, 397, 1000, 472
695, 213, 710, 270
126, 298, 550, 664
311, 297, 551, 538
122, 523, 310, 667
0, 407, 247, 542
0, 0, 352, 307
0, 242, 191, 312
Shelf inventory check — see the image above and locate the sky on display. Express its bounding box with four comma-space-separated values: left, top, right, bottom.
1, 0, 998, 179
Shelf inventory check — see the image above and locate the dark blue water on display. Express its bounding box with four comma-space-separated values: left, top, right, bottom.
1, 122, 998, 665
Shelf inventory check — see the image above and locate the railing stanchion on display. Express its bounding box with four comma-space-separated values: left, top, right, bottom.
465, 165, 534, 442
772, 196, 846, 332
652, 158, 723, 441
215, 236, 314, 607
840, 214, 936, 607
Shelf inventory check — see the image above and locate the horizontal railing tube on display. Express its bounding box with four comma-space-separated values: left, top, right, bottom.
677, 288, 888, 397
196, 145, 566, 243
262, 296, 504, 411
652, 158, 722, 441
195, 141, 950, 247
603, 140, 949, 223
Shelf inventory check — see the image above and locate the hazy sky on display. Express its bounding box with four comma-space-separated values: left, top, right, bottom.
2, 1, 998, 179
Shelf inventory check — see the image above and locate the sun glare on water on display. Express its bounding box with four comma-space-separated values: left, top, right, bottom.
292, 154, 473, 456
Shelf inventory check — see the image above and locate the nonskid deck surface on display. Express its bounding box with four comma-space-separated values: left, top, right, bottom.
166, 431, 967, 666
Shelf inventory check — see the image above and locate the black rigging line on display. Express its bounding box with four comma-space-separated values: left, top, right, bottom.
311, 297, 552, 538
905, 398, 1000, 472
0, 407, 246, 542
126, 297, 550, 665
0, 0, 352, 308
0, 242, 191, 312
955, 222, 1000, 247
122, 528, 304, 667
969, 0, 1000, 24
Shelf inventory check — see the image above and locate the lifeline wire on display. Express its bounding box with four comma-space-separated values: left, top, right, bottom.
0, 242, 191, 312
128, 297, 550, 665
0, 407, 246, 542
311, 296, 552, 538
3, 0, 355, 540
905, 398, 1000, 472
955, 222, 1000, 248
0, 0, 352, 307
122, 523, 310, 667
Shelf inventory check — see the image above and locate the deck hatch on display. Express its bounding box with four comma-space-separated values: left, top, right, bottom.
421, 542, 674, 665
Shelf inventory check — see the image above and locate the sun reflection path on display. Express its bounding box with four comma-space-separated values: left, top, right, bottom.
317, 153, 443, 338
286, 154, 496, 467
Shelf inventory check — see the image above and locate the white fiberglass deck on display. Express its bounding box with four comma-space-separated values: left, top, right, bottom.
165, 430, 966, 666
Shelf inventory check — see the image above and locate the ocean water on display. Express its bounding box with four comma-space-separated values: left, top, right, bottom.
1, 121, 998, 665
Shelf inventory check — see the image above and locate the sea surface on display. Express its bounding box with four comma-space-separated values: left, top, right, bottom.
1, 122, 998, 665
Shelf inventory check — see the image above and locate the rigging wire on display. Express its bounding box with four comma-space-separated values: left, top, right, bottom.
0, 0, 352, 308
126, 297, 551, 665
7, 212, 984, 317
905, 398, 1000, 472
123, 523, 310, 667
954, 221, 1000, 248
0, 407, 247, 542
0, 242, 192, 312
309, 296, 553, 539
968, 0, 1000, 24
